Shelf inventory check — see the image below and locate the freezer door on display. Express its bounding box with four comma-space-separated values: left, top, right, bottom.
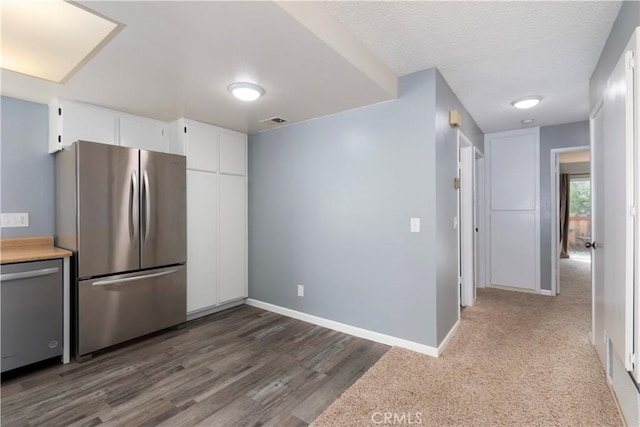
77, 265, 186, 356
140, 150, 186, 269
77, 142, 140, 278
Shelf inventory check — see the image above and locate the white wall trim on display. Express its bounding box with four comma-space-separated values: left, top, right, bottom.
540, 289, 554, 296
437, 319, 460, 355
245, 298, 442, 357
549, 145, 590, 297
474, 149, 486, 289
187, 299, 245, 321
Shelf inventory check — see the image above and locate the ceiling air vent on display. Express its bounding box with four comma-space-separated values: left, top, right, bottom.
259, 117, 287, 124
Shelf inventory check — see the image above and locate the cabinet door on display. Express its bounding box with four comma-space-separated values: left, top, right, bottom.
219, 174, 247, 303
61, 102, 118, 147
120, 115, 169, 153
187, 170, 218, 312
220, 132, 247, 175
186, 121, 219, 172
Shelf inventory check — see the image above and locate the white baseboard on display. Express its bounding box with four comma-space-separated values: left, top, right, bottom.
187, 299, 245, 321
437, 319, 460, 355
540, 289, 554, 296
245, 298, 442, 357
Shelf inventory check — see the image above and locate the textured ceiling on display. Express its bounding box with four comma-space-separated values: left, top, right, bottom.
318, 1, 622, 133
1, 1, 623, 135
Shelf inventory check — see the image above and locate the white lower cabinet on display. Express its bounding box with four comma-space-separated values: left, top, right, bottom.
219, 174, 247, 304
186, 170, 218, 313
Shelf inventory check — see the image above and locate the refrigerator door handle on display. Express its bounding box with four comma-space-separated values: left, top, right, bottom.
131, 170, 139, 242
91, 268, 181, 287
143, 170, 151, 244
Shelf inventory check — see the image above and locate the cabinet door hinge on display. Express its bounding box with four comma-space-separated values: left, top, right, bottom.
58, 107, 62, 116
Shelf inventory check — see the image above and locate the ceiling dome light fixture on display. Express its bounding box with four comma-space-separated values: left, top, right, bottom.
511, 96, 542, 109
228, 82, 264, 102
521, 119, 535, 125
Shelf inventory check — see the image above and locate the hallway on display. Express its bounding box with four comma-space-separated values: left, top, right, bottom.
312, 258, 621, 426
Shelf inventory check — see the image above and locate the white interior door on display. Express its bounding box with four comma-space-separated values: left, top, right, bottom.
602, 48, 635, 372
591, 101, 606, 366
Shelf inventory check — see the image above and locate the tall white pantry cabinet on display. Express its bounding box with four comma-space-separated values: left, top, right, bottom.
171, 119, 248, 318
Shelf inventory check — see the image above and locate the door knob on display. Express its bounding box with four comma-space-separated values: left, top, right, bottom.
585, 241, 597, 249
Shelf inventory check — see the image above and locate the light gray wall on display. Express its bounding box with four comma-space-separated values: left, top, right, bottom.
539, 121, 590, 291
1, 96, 54, 238
590, 1, 639, 110
434, 70, 483, 342
249, 69, 440, 347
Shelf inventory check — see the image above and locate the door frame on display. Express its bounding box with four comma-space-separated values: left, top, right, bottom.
590, 98, 604, 352
549, 145, 590, 296
474, 148, 486, 289
458, 130, 475, 307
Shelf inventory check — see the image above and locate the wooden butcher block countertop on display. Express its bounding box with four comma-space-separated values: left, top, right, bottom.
1, 236, 72, 264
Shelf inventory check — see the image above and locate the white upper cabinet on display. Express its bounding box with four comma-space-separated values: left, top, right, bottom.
50, 100, 118, 152
184, 120, 219, 172
171, 118, 246, 175
489, 134, 537, 211
220, 132, 247, 175
50, 99, 173, 154
119, 114, 169, 153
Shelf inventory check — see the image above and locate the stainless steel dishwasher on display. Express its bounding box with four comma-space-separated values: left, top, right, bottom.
1, 259, 63, 372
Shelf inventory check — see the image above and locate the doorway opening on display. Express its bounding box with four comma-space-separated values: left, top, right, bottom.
566, 176, 591, 261
552, 148, 591, 295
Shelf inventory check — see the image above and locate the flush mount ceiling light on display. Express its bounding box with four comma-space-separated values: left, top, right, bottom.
511, 96, 542, 109
228, 82, 265, 102
521, 119, 535, 125
1, 0, 122, 83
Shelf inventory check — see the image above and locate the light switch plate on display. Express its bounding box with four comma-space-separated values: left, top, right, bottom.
1, 213, 29, 228
410, 217, 420, 233
297, 284, 304, 297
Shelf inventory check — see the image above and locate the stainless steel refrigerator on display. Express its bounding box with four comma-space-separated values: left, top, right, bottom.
56, 141, 186, 359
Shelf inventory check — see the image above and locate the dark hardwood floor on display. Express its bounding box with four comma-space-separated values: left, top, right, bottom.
1, 305, 389, 426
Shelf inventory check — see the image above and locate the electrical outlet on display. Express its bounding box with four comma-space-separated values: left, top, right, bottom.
410, 217, 420, 233
297, 284, 304, 297
1, 213, 29, 228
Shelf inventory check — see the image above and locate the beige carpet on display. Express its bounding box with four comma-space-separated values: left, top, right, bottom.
312, 258, 622, 426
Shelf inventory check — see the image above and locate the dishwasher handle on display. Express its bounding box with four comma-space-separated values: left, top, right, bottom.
1, 267, 60, 282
